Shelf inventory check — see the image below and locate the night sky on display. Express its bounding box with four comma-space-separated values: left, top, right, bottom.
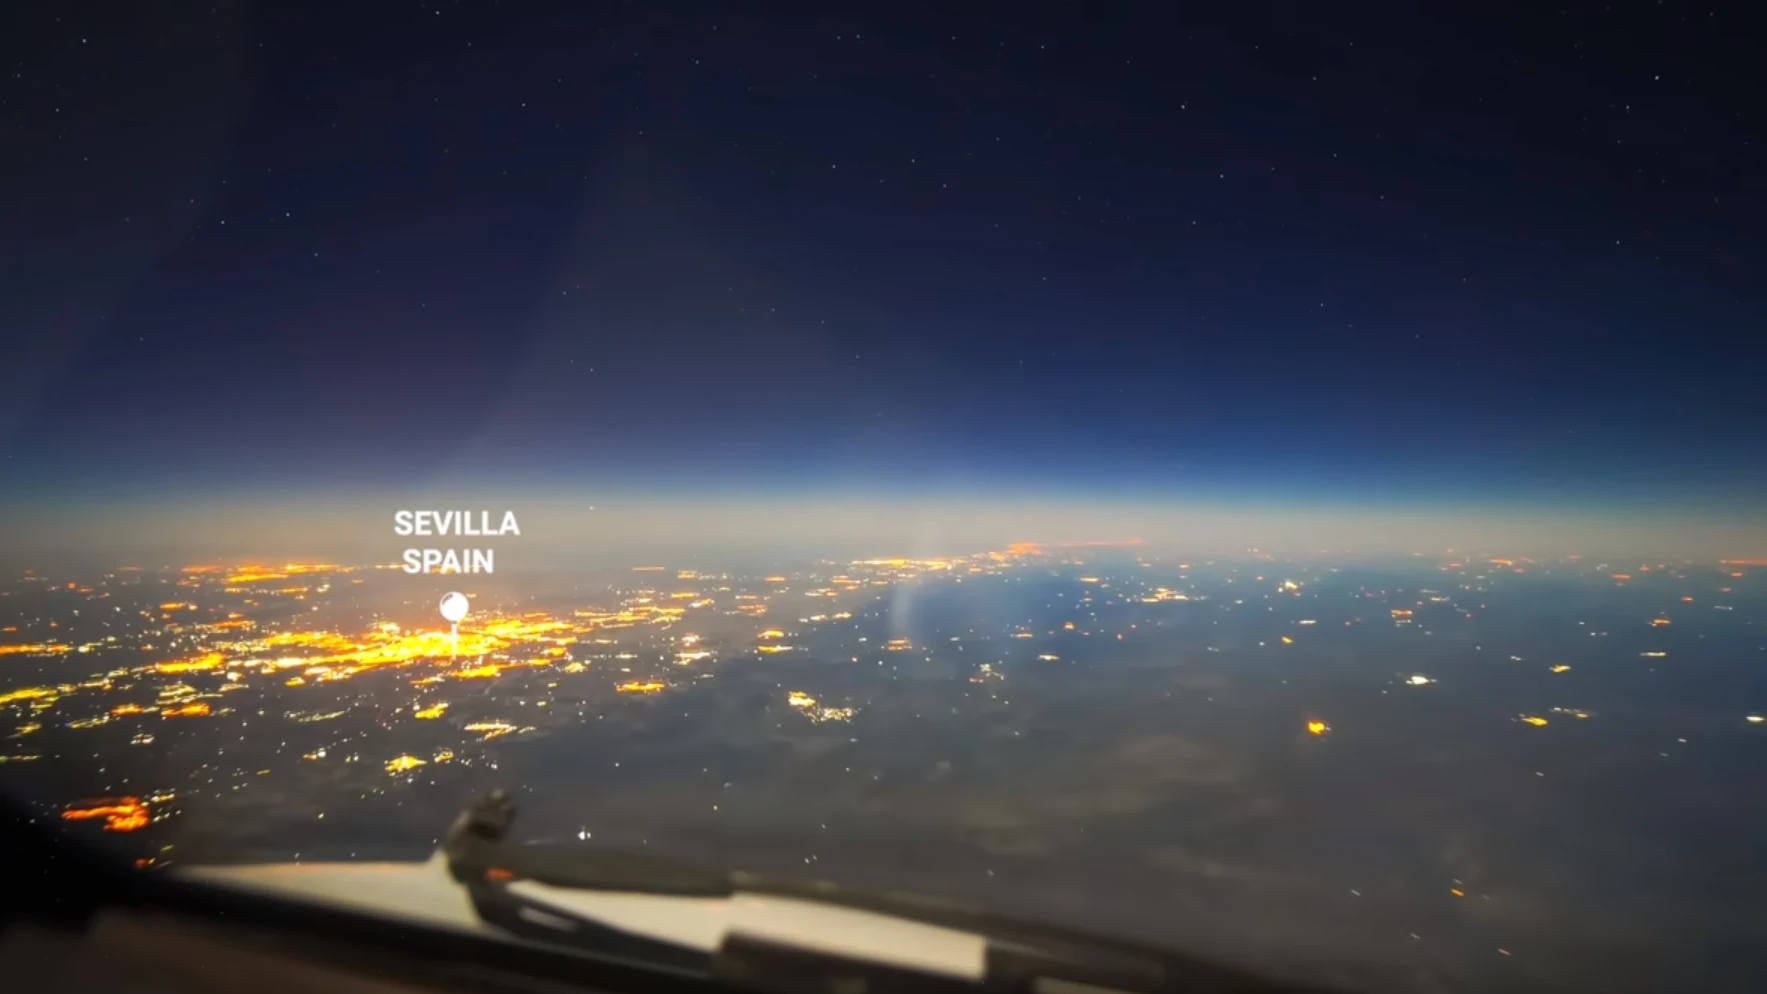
3, 2, 1764, 517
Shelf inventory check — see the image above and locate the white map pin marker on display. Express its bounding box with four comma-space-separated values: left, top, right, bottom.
439, 591, 469, 657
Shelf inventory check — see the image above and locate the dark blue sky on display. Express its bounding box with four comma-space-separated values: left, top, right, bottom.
3, 1, 1762, 510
